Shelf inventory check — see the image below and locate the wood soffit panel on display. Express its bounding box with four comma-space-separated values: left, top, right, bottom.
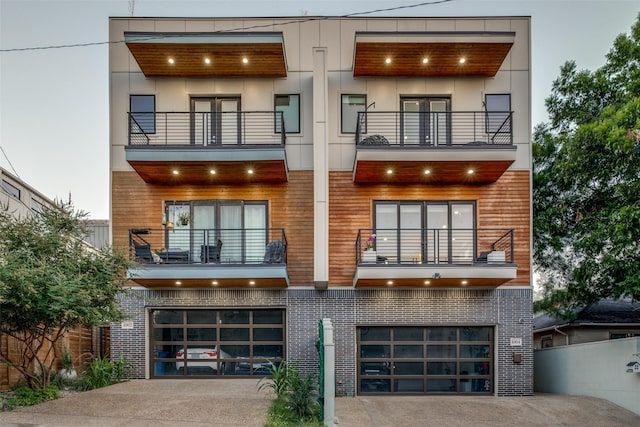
353, 160, 514, 184
127, 160, 288, 184
125, 32, 287, 78
130, 277, 288, 289
353, 32, 515, 77
354, 277, 514, 288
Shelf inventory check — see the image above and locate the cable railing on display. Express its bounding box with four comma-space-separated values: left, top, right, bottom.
355, 228, 514, 265
129, 228, 287, 265
128, 111, 286, 147
355, 111, 513, 147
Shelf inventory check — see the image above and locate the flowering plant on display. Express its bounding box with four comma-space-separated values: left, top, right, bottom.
366, 234, 376, 250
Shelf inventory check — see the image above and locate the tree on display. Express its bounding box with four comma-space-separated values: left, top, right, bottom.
0, 202, 132, 389
533, 14, 640, 316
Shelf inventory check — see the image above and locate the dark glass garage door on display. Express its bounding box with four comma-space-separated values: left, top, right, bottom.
358, 326, 492, 394
151, 309, 285, 377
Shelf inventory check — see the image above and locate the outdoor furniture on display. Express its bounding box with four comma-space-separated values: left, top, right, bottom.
156, 248, 189, 263
134, 244, 154, 263
263, 240, 285, 263
200, 240, 223, 263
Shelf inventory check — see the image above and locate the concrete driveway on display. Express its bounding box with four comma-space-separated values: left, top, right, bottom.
2, 380, 640, 427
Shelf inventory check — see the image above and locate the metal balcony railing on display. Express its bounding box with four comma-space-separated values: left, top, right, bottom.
355, 111, 513, 147
129, 228, 287, 265
128, 111, 286, 147
355, 228, 514, 265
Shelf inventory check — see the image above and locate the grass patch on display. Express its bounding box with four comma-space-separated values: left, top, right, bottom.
3, 385, 59, 410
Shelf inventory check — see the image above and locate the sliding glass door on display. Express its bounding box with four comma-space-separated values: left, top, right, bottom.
374, 201, 475, 264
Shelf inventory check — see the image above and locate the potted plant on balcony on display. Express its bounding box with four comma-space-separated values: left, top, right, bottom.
363, 234, 377, 263
178, 212, 190, 226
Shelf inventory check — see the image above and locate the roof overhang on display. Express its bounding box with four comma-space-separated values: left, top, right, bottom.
125, 146, 288, 184
128, 264, 289, 289
353, 146, 516, 184
125, 32, 287, 77
353, 31, 515, 77
354, 264, 517, 288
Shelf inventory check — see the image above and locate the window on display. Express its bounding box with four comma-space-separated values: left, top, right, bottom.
541, 336, 553, 348
341, 94, 367, 134
485, 94, 511, 134
373, 201, 475, 264
610, 331, 640, 340
31, 198, 44, 213
274, 94, 300, 134
165, 200, 268, 264
1, 180, 20, 200
130, 95, 155, 134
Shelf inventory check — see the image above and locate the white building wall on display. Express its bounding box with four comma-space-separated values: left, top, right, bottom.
535, 337, 640, 415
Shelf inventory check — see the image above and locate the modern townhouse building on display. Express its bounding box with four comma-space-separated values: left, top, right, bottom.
109, 15, 532, 396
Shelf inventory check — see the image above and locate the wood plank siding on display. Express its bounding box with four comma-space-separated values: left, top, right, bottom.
111, 171, 315, 286
328, 171, 531, 287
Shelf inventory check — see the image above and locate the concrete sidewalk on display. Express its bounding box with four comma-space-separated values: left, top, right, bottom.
2, 380, 640, 427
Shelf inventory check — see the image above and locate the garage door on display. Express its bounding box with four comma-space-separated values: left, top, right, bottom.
151, 309, 285, 377
358, 326, 493, 394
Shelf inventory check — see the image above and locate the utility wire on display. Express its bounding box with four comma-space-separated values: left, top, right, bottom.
0, 145, 21, 179
0, 0, 453, 52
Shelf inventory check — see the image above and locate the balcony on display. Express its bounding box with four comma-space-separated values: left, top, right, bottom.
353, 111, 516, 184
353, 228, 517, 288
124, 111, 288, 184
128, 228, 289, 288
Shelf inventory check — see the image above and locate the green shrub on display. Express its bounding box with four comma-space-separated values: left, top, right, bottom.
6, 385, 59, 410
80, 355, 129, 391
257, 361, 291, 398
259, 361, 321, 426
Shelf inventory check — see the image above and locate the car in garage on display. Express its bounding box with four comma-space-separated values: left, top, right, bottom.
175, 347, 230, 373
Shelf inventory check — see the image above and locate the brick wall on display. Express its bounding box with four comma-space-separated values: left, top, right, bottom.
113, 287, 532, 396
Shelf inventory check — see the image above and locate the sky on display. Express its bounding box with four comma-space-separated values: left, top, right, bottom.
0, 0, 638, 219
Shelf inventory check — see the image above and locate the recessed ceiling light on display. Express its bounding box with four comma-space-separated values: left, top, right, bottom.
242, 57, 249, 64
204, 57, 211, 64
422, 58, 429, 64
172, 170, 179, 175
459, 57, 466, 64
385, 57, 391, 64
210, 169, 216, 175
168, 57, 175, 64
212, 281, 218, 285
461, 280, 468, 285
248, 169, 254, 175
386, 169, 393, 175
249, 280, 255, 286
387, 280, 394, 285
424, 280, 431, 285
424, 169, 431, 175
467, 169, 475, 175
175, 281, 182, 285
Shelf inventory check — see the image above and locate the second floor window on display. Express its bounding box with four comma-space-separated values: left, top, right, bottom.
130, 95, 156, 134
274, 94, 300, 134
341, 94, 366, 134
485, 94, 511, 134
1, 180, 20, 200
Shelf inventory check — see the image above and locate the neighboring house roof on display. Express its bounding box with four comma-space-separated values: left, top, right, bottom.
533, 299, 640, 332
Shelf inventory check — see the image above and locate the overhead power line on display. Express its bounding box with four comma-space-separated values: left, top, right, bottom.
0, 0, 453, 53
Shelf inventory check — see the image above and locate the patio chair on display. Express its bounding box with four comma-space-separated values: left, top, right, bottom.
200, 239, 223, 263
134, 243, 154, 263
263, 240, 285, 264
